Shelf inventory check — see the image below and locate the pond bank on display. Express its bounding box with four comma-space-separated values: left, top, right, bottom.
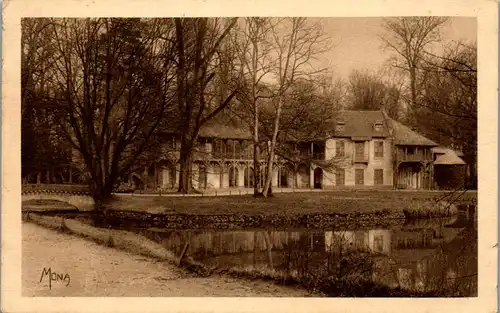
24, 211, 476, 297
96, 209, 406, 230
92, 191, 475, 230
22, 221, 312, 297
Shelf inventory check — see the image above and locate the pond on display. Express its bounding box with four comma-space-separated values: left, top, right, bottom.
74, 210, 477, 297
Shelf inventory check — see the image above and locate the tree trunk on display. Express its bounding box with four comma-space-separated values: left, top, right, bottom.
409, 66, 418, 124
265, 153, 274, 196
263, 231, 273, 268
253, 141, 260, 196
90, 181, 114, 212
263, 97, 283, 197
251, 32, 261, 197
178, 143, 194, 194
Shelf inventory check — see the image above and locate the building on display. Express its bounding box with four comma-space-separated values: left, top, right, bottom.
122, 110, 466, 191
431, 147, 467, 190
384, 116, 439, 189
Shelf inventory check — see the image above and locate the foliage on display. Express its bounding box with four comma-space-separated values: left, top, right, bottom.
346, 69, 405, 120
22, 18, 178, 202
380, 17, 450, 118
173, 18, 241, 194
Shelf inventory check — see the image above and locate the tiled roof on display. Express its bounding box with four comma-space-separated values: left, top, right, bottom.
330, 110, 390, 138
199, 122, 252, 140
432, 146, 464, 157
386, 118, 438, 146
434, 151, 466, 165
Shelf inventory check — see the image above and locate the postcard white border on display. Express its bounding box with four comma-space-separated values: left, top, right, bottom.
2, 0, 497, 312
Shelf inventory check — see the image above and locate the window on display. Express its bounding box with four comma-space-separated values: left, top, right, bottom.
374, 169, 384, 185
355, 169, 364, 185
373, 235, 384, 252
374, 141, 384, 158
229, 166, 239, 187
234, 141, 241, 159
335, 168, 345, 186
197, 139, 206, 153
198, 165, 207, 189
167, 137, 177, 150
169, 166, 176, 188
374, 121, 383, 132
355, 142, 365, 160
336, 121, 345, 132
335, 140, 345, 157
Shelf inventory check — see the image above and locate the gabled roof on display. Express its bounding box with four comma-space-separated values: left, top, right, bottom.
386, 118, 438, 146
331, 110, 390, 139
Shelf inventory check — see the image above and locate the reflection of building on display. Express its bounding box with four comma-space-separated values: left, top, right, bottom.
324, 229, 391, 255
368, 230, 391, 254
119, 110, 463, 191
149, 230, 303, 256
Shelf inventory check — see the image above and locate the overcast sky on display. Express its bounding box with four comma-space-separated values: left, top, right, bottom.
312, 17, 477, 80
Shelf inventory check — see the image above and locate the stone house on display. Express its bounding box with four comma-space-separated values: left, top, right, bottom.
121, 110, 464, 191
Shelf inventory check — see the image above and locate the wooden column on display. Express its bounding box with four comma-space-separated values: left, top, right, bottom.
219, 163, 223, 188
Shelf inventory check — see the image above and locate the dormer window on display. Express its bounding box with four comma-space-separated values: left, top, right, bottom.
374, 120, 383, 132
336, 120, 345, 132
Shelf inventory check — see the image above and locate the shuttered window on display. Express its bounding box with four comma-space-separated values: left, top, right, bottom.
336, 141, 345, 157
355, 169, 364, 185
335, 168, 345, 186
374, 141, 384, 158
374, 169, 384, 185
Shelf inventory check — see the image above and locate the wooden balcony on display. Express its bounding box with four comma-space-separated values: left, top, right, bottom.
354, 154, 369, 163
396, 150, 433, 163
312, 152, 325, 160
198, 151, 255, 161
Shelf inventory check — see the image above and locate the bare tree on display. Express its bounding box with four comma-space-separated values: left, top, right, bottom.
346, 69, 404, 120
380, 17, 449, 122
32, 18, 177, 205
22, 18, 72, 184
262, 17, 330, 197
232, 17, 275, 196
417, 42, 477, 188
174, 18, 240, 194
347, 69, 388, 110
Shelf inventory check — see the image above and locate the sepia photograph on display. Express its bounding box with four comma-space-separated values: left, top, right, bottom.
2, 0, 497, 312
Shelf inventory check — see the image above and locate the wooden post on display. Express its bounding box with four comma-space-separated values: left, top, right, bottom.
219, 163, 224, 188
233, 140, 236, 160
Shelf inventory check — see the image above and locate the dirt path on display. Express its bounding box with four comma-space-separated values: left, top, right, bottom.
22, 222, 311, 297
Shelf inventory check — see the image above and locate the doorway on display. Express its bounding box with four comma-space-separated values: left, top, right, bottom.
314, 167, 323, 189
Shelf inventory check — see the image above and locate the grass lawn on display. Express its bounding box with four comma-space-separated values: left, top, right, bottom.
105, 190, 477, 216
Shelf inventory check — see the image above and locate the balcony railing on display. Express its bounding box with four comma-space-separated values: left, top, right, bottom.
197, 151, 256, 160
312, 152, 325, 160
354, 154, 369, 163
397, 151, 433, 162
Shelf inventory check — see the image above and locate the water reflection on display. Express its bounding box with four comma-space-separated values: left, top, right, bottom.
134, 213, 476, 297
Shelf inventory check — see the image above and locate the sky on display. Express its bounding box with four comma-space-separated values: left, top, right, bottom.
308, 17, 477, 80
